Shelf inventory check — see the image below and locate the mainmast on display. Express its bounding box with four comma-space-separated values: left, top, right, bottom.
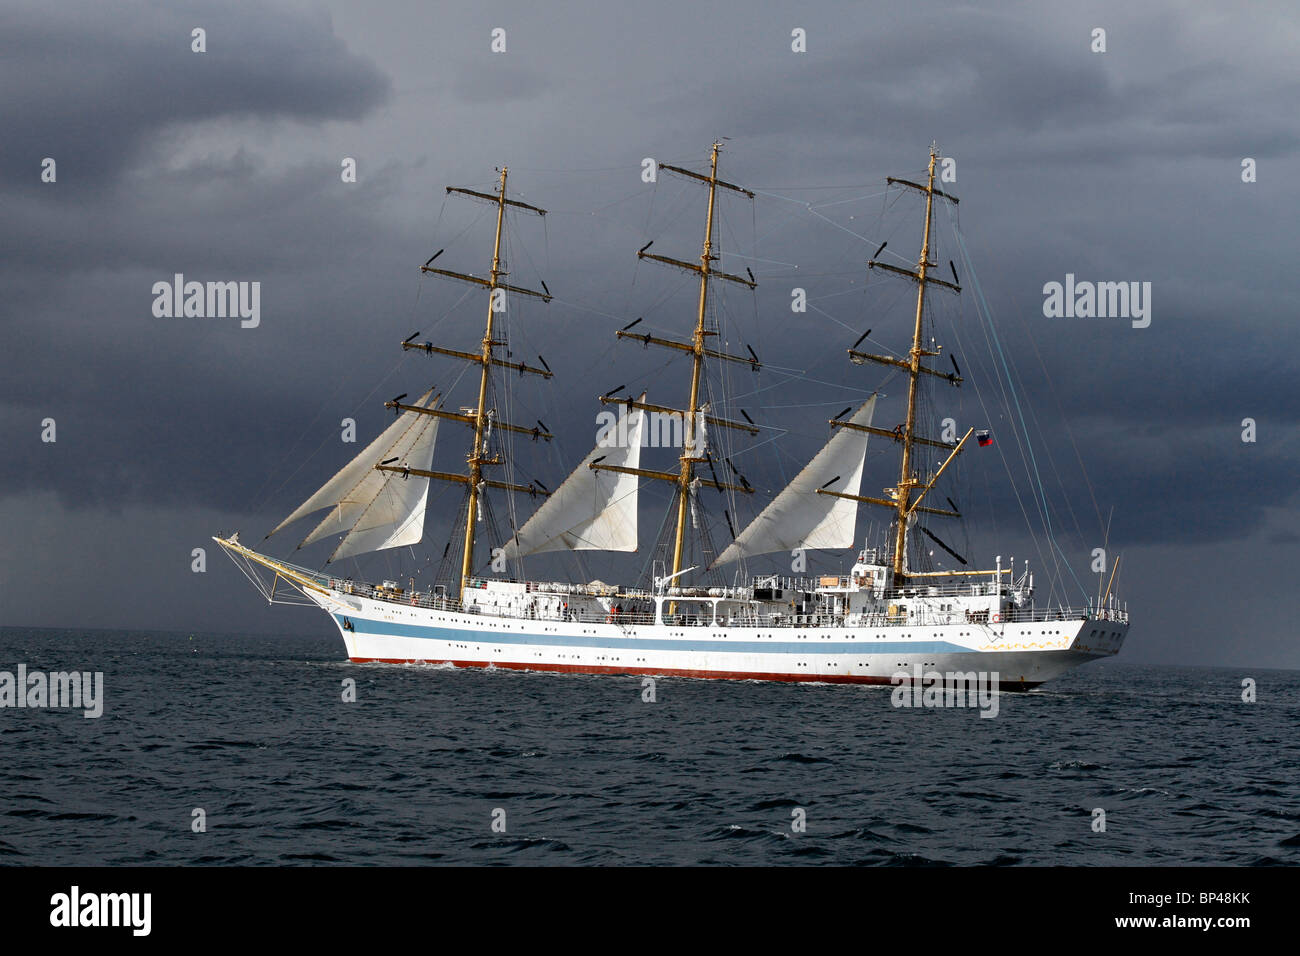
459, 167, 511, 594
386, 166, 557, 601
671, 144, 722, 580
592, 142, 762, 583
844, 145, 971, 585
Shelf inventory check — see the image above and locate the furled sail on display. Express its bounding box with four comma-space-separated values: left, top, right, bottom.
685, 402, 709, 458
501, 396, 647, 557
267, 389, 441, 562
711, 396, 877, 568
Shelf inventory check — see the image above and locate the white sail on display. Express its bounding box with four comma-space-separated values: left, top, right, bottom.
501, 397, 646, 557
268, 390, 441, 561
711, 396, 877, 568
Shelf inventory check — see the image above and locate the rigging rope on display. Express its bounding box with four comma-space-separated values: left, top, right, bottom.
950, 220, 1089, 601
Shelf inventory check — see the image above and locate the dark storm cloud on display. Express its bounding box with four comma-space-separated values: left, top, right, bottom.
0, 0, 390, 190
709, 7, 1300, 164
0, 0, 399, 512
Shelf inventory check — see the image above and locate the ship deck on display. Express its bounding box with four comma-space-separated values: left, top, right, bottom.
325, 573, 1129, 630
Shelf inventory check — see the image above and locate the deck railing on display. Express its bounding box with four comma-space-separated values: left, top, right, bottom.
327, 576, 1128, 630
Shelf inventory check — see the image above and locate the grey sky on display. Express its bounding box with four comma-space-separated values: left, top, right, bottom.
2, 0, 1297, 668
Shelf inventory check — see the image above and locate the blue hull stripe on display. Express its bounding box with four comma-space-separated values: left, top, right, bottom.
333, 613, 971, 655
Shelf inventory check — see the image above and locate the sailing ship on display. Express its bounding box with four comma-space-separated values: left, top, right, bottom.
215, 144, 1129, 689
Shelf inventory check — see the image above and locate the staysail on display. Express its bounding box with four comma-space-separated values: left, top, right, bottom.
500, 397, 647, 557
711, 396, 877, 567
267, 389, 441, 561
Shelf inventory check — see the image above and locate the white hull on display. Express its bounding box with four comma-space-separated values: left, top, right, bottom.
309, 587, 1127, 689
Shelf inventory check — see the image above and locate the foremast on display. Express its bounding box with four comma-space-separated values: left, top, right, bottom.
390, 166, 556, 601
593, 143, 761, 585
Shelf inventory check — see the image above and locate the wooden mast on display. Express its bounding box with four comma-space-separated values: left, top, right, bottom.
890, 148, 939, 582
846, 144, 966, 584
593, 143, 759, 585
670, 143, 721, 582
459, 167, 509, 596
399, 166, 554, 601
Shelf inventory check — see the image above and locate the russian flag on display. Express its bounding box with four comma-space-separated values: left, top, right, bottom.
976, 429, 992, 447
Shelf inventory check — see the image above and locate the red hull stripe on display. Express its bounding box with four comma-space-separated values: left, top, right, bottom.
346, 657, 1041, 689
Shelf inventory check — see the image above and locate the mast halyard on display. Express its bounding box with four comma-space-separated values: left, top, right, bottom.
391, 166, 555, 601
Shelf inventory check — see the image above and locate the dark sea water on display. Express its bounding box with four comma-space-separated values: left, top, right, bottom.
1, 626, 1297, 866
